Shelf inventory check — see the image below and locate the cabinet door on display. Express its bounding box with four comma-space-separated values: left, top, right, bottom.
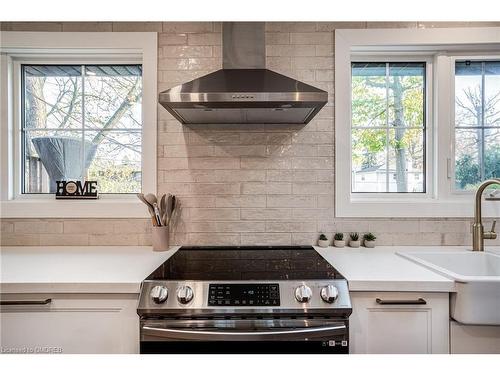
0, 293, 139, 354
349, 292, 449, 354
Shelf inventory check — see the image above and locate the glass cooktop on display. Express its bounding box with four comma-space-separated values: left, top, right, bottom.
145, 246, 343, 281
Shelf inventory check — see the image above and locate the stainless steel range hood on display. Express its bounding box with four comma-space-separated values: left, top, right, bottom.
158, 23, 328, 125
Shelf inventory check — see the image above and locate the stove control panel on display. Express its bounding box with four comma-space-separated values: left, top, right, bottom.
208, 283, 280, 306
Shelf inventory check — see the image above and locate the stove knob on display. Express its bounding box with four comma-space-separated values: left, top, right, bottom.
150, 285, 168, 304
320, 285, 339, 304
295, 285, 312, 303
177, 285, 194, 304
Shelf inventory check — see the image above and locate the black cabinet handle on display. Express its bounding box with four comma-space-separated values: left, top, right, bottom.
0, 298, 52, 306
375, 298, 426, 305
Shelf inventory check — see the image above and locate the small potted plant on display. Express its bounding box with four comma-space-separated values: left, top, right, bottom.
333, 233, 345, 248
317, 233, 330, 248
349, 232, 360, 248
363, 233, 377, 248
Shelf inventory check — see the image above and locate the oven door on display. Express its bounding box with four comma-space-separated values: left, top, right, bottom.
140, 318, 349, 354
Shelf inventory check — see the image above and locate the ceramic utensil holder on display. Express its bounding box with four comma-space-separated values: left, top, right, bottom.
152, 226, 169, 251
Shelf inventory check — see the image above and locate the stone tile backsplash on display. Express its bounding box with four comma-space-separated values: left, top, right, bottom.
1, 21, 500, 247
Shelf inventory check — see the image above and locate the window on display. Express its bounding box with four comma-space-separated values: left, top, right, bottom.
454, 60, 500, 191
0, 32, 157, 218
335, 27, 500, 217
351, 62, 426, 193
22, 64, 143, 194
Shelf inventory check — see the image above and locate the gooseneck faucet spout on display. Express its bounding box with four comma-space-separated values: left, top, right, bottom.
472, 179, 500, 251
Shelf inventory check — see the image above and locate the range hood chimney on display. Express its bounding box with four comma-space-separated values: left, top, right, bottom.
158, 22, 328, 125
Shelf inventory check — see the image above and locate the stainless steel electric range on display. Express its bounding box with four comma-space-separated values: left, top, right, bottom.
137, 246, 352, 354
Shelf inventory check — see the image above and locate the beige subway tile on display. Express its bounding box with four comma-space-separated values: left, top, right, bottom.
315, 44, 334, 56
188, 157, 240, 170
158, 157, 189, 170
241, 208, 292, 220
159, 33, 188, 45
64, 220, 114, 234
158, 58, 190, 70
215, 170, 266, 182
187, 233, 240, 246
316, 22, 366, 31
240, 132, 291, 145
157, 183, 193, 195
162, 22, 214, 33
290, 32, 333, 45
292, 232, 318, 245
366, 22, 418, 29
216, 195, 266, 208
187, 221, 264, 233
1, 22, 62, 31
443, 233, 469, 246
292, 56, 333, 70
315, 70, 334, 82
188, 208, 240, 221
89, 234, 139, 245
266, 170, 293, 182
191, 183, 241, 195
1, 221, 14, 233
335, 220, 370, 232
317, 195, 334, 208
187, 33, 221, 45
214, 145, 267, 157
62, 22, 112, 32
266, 221, 316, 233
241, 233, 292, 246
291, 157, 333, 170
188, 132, 240, 145
113, 220, 150, 234
188, 57, 221, 70
241, 157, 291, 170
266, 56, 292, 71
163, 170, 215, 183
267, 144, 317, 157
417, 22, 469, 29
292, 131, 332, 144
466, 22, 500, 27
14, 221, 63, 234
293, 209, 334, 220
162, 45, 213, 58
419, 220, 469, 233
266, 32, 290, 45
138, 234, 153, 246
241, 182, 292, 195
266, 44, 316, 57
292, 183, 333, 195
39, 234, 89, 246
164, 145, 214, 158
267, 195, 316, 208
158, 132, 188, 145
112, 22, 162, 32
1, 234, 40, 246
180, 196, 217, 208
266, 22, 316, 32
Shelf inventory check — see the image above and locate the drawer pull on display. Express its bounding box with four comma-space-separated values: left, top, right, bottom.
0, 298, 52, 306
375, 298, 426, 305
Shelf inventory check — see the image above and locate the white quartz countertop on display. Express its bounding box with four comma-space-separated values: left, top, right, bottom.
314, 246, 474, 292
0, 246, 180, 294
2, 245, 498, 295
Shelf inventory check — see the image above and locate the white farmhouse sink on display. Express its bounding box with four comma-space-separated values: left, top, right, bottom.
397, 251, 500, 325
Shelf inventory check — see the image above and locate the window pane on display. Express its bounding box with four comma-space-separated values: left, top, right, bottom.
388, 63, 425, 128
388, 128, 425, 192
24, 130, 85, 193
352, 63, 387, 128
84, 65, 142, 130
485, 62, 500, 127
23, 65, 82, 130
351, 62, 426, 193
85, 131, 142, 193
22, 64, 143, 194
454, 60, 500, 191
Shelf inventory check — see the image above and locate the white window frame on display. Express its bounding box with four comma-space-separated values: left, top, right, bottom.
335, 27, 500, 218
0, 32, 157, 218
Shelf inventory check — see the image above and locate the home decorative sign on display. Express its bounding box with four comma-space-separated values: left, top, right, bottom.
55, 180, 99, 199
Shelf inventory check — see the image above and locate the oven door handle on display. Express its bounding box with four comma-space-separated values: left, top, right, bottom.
142, 324, 346, 341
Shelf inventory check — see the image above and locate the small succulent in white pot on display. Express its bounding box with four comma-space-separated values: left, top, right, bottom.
363, 232, 377, 248
333, 233, 345, 248
317, 233, 330, 248
349, 232, 360, 248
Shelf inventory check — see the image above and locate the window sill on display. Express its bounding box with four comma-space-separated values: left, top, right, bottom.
0, 199, 150, 218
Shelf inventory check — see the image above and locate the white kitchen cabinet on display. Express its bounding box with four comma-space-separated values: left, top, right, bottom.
0, 293, 139, 354
349, 291, 449, 354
